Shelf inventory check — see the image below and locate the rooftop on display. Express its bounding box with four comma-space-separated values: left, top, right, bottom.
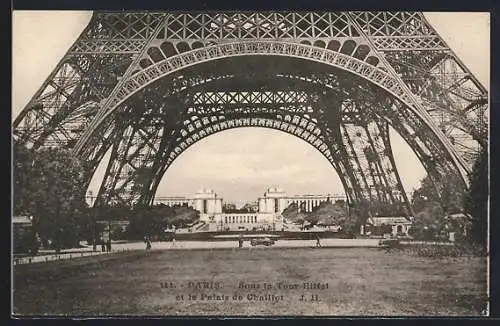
13, 216, 33, 224
368, 216, 411, 225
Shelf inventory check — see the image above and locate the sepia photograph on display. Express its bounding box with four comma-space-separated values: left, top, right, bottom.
11, 10, 489, 317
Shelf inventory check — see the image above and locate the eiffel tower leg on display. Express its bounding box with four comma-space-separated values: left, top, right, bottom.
96, 113, 165, 206
380, 98, 466, 197
373, 118, 414, 216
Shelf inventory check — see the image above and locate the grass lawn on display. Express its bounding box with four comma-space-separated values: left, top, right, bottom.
13, 247, 487, 316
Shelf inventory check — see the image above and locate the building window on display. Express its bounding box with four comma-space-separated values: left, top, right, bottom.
274, 199, 279, 213
225, 216, 227, 224
203, 200, 207, 214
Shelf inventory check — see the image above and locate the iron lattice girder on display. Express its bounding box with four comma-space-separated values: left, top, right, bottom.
69, 13, 165, 55
81, 40, 413, 123
160, 12, 359, 40
77, 12, 450, 54
378, 96, 463, 193
349, 12, 448, 50
69, 39, 470, 187
13, 12, 165, 149
15, 27, 476, 185
96, 82, 411, 214
99, 115, 339, 206
382, 49, 487, 157
90, 75, 348, 206
87, 63, 462, 212
14, 12, 486, 161
13, 53, 136, 149
147, 115, 369, 206
12, 11, 487, 215
136, 114, 361, 207
96, 122, 166, 207
340, 114, 403, 204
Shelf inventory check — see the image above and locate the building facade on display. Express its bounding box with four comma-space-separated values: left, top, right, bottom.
259, 187, 346, 213
363, 216, 412, 236
154, 186, 346, 231
209, 212, 282, 232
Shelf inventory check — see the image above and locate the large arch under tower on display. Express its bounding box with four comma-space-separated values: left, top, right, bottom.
13, 12, 488, 219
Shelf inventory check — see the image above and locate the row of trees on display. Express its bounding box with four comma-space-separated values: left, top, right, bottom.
280, 146, 487, 247
409, 147, 487, 248
13, 140, 201, 249
13, 137, 488, 249
80, 204, 200, 242
123, 204, 199, 240
222, 202, 257, 213
14, 140, 89, 250
281, 200, 360, 235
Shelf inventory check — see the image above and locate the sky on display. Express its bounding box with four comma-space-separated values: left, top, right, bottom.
12, 12, 490, 207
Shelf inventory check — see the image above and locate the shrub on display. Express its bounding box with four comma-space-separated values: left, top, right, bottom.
401, 243, 487, 258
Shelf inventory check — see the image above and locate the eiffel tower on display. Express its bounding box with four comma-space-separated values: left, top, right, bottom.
13, 12, 488, 217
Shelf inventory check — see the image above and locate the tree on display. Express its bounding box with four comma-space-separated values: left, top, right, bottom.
94, 205, 131, 221
412, 172, 466, 215
14, 145, 88, 250
440, 172, 467, 214
464, 147, 488, 248
110, 224, 125, 240
281, 202, 308, 224
411, 176, 437, 213
125, 204, 173, 240
408, 202, 445, 240
125, 204, 199, 240
222, 203, 237, 213
410, 171, 468, 240
306, 201, 347, 225
168, 206, 199, 227
125, 214, 148, 240
13, 140, 36, 215
241, 203, 257, 213
340, 207, 363, 237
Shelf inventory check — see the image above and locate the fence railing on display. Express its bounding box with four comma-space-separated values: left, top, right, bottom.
13, 248, 130, 266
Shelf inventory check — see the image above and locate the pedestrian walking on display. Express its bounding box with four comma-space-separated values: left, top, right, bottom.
145, 236, 152, 253
106, 239, 112, 252
101, 242, 106, 252
238, 235, 244, 248
315, 234, 322, 248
